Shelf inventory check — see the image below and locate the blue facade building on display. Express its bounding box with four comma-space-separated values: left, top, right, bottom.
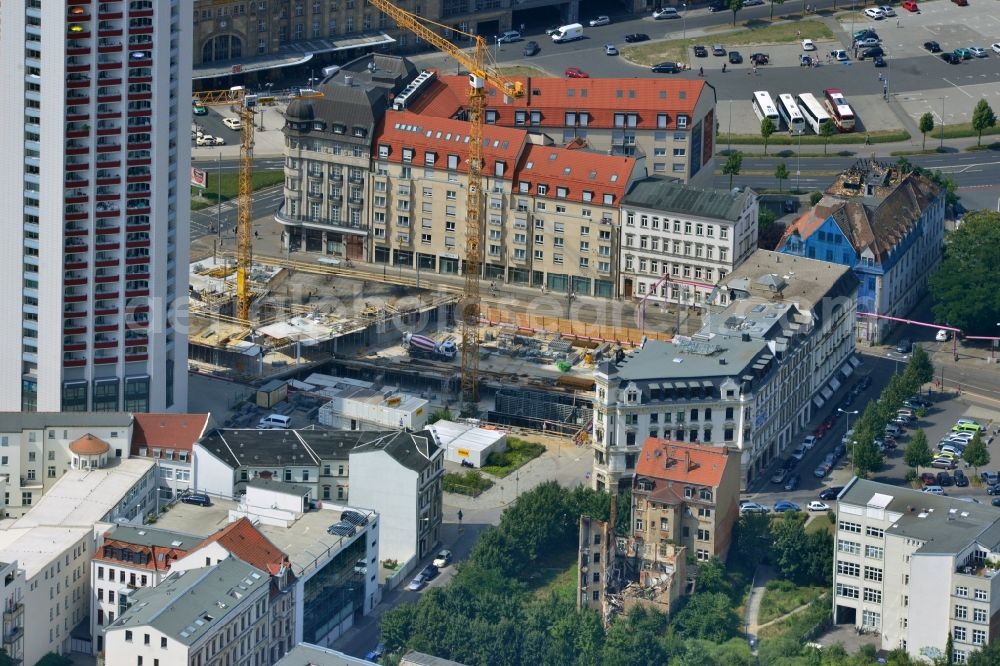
777, 161, 944, 342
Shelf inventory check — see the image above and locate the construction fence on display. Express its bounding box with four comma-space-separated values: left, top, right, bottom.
482, 307, 672, 347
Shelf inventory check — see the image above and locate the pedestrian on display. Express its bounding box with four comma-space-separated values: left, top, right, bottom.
752, 64, 757, 75
722, 63, 727, 73
254, 229, 259, 238
698, 66, 704, 76
896, 18, 901, 27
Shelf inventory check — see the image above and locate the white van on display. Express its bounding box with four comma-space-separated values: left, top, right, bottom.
551, 23, 584, 43
257, 414, 291, 429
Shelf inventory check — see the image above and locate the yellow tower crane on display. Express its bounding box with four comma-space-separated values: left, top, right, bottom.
192, 88, 322, 321
367, 0, 525, 408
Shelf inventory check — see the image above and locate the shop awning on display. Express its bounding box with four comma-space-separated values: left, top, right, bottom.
813, 395, 825, 408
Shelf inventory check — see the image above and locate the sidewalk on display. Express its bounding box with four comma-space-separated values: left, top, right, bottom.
744, 565, 775, 654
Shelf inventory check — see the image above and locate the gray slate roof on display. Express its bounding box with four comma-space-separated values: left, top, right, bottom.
276, 644, 371, 665
622, 176, 755, 222
0, 412, 132, 431
349, 430, 441, 473
613, 337, 768, 382
839, 477, 1000, 556
110, 558, 269, 646
103, 525, 202, 550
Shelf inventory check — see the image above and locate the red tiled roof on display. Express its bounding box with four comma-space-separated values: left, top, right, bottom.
635, 437, 733, 488
514, 143, 634, 205
96, 535, 192, 573
416, 75, 705, 130
131, 413, 211, 456
70, 434, 111, 456
374, 109, 528, 178
197, 517, 289, 576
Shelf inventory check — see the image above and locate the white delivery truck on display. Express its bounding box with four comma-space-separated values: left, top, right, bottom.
551, 23, 584, 43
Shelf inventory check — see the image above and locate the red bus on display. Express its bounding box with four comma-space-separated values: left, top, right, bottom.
823, 88, 856, 132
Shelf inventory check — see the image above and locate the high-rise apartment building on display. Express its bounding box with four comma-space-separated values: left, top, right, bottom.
0, 0, 191, 412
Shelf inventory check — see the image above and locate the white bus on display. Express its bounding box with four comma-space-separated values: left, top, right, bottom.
751, 91, 780, 125
823, 87, 856, 132
777, 93, 806, 136
796, 92, 832, 134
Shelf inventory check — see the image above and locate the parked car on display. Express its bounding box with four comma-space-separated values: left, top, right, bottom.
802, 38, 816, 51
625, 33, 650, 43
774, 500, 801, 513
820, 486, 845, 500
808, 501, 831, 512
954, 470, 969, 487
784, 474, 800, 492
931, 457, 957, 470
712, 44, 727, 56
920, 472, 937, 486
861, 46, 885, 59
856, 36, 880, 48
564, 67, 589, 78
954, 47, 973, 60
993, 43, 1000, 55
605, 44, 619, 55
651, 62, 682, 73
878, 5, 896, 15
863, 7, 885, 19
831, 49, 849, 62
791, 445, 807, 461
802, 436, 818, 450
924, 40, 942, 53
952, 0, 967, 5
739, 501, 769, 514
901, 0, 918, 11
873, 55, 887, 67
341, 510, 369, 527
937, 471, 954, 487
988, 483, 1000, 496
407, 571, 431, 591
196, 134, 224, 146
327, 521, 356, 537
728, 51, 743, 64
983, 471, 1000, 485
353, 558, 369, 574
923, 485, 945, 495
433, 550, 453, 568
257, 414, 290, 429
653, 7, 680, 18
589, 15, 611, 26
824, 453, 837, 467
895, 339, 912, 353
742, 0, 765, 5
180, 493, 212, 507
693, 45, 708, 57
192, 102, 208, 116
750, 52, 769, 64
523, 40, 540, 56
939, 444, 964, 457
833, 444, 847, 459
222, 117, 242, 130
497, 30, 521, 43
814, 463, 831, 478
771, 468, 790, 484
854, 29, 879, 40
708, 0, 726, 10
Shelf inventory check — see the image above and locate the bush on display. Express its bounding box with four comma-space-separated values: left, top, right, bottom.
442, 470, 494, 496
809, 191, 823, 206
481, 437, 546, 477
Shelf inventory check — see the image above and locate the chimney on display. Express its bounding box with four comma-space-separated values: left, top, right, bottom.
685, 451, 691, 472
345, 75, 354, 87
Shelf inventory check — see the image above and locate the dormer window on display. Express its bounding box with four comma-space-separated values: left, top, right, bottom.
700, 489, 713, 501
378, 145, 390, 159
402, 148, 414, 163
684, 486, 693, 498
424, 151, 436, 166
353, 127, 366, 137
332, 124, 346, 134
556, 186, 568, 198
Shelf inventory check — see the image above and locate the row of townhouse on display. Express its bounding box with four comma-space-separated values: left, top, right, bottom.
275, 55, 733, 301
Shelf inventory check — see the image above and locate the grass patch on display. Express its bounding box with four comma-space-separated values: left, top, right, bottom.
522, 542, 578, 593
191, 170, 285, 211
497, 65, 549, 78
442, 470, 494, 497
481, 437, 545, 478
758, 580, 826, 625
718, 128, 910, 146
759, 597, 831, 641
621, 19, 833, 66
805, 515, 835, 536
930, 122, 1000, 141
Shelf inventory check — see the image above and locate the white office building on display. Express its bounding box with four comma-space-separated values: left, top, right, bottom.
592, 251, 857, 491
0, 0, 191, 412
835, 478, 1000, 663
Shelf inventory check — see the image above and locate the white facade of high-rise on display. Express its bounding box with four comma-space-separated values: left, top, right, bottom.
0, 0, 190, 413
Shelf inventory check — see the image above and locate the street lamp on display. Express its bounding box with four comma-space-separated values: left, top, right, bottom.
494, 35, 500, 62
839, 408, 859, 472
940, 96, 946, 150
681, 4, 688, 41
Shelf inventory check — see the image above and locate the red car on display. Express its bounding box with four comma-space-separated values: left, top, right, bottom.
901, 0, 918, 10
564, 67, 589, 78
921, 472, 937, 486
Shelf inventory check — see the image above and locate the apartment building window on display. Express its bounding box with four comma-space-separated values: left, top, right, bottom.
864, 545, 883, 559
836, 561, 859, 577
972, 629, 986, 645
836, 583, 859, 599
863, 566, 882, 582
956, 586, 969, 597
838, 520, 862, 534
974, 589, 988, 601
862, 588, 881, 603
838, 539, 860, 555
954, 626, 967, 641
696, 529, 710, 541
861, 610, 880, 628
955, 605, 968, 620
973, 607, 987, 623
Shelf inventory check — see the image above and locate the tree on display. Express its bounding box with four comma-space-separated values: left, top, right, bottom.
963, 431, 990, 472
946, 631, 955, 666
760, 117, 776, 155
671, 592, 741, 642
723, 151, 743, 189
968, 638, 1000, 665
853, 436, 883, 479
769, 0, 785, 19
809, 191, 823, 206
905, 346, 935, 389
727, 0, 743, 25
758, 208, 776, 232
904, 429, 933, 471
971, 99, 997, 146
732, 512, 771, 571
919, 112, 935, 150
929, 211, 1000, 335
427, 407, 453, 424
819, 119, 836, 155
774, 161, 789, 192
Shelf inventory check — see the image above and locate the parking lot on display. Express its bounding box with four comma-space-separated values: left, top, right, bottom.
746, 353, 1000, 511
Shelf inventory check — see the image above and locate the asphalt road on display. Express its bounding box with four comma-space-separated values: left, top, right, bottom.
190, 183, 284, 237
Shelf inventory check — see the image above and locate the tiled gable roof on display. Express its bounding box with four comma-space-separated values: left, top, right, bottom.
634, 437, 732, 488
513, 143, 633, 205
132, 413, 211, 455
196, 517, 289, 576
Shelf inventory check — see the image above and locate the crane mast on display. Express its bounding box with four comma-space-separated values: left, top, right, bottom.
367, 0, 524, 409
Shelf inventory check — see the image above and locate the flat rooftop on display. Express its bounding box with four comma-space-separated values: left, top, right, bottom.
840, 478, 1000, 556
721, 250, 858, 312
612, 336, 768, 382
0, 526, 92, 579
11, 458, 155, 529
153, 498, 373, 577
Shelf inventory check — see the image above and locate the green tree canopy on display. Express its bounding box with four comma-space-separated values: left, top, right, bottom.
723, 152, 743, 189
671, 592, 741, 642
819, 120, 836, 154
853, 436, 883, 479
760, 117, 777, 156
769, 0, 786, 19
727, 0, 743, 25
904, 429, 933, 470
919, 112, 935, 150
929, 211, 1000, 335
963, 431, 990, 470
732, 512, 772, 570
972, 99, 997, 146
905, 346, 935, 389
775, 161, 789, 192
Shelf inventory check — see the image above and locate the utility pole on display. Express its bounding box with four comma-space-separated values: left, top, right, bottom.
939, 97, 945, 150
216, 151, 223, 240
